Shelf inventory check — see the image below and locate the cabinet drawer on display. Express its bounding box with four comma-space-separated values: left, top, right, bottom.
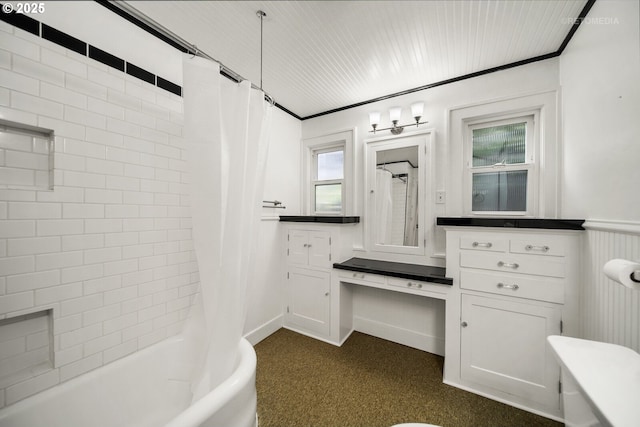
510, 238, 565, 257
460, 251, 565, 278
460, 236, 508, 252
341, 271, 386, 285
460, 269, 564, 303
387, 277, 448, 299
387, 276, 430, 291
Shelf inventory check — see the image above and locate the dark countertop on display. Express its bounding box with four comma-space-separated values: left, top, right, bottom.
280, 216, 360, 224
436, 217, 585, 230
333, 257, 452, 286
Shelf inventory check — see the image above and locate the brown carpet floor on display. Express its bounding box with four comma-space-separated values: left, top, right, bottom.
254, 328, 563, 427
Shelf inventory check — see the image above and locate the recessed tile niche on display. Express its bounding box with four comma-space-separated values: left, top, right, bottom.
0, 120, 54, 190
0, 310, 53, 389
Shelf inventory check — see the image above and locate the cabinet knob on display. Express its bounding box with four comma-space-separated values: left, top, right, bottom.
461, 321, 468, 328
325, 292, 330, 296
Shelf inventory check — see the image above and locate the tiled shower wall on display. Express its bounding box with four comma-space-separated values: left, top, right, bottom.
0, 23, 197, 407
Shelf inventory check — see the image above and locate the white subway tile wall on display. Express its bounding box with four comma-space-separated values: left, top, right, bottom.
0, 26, 194, 407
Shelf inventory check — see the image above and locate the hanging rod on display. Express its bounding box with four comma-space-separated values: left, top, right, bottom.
108, 1, 275, 105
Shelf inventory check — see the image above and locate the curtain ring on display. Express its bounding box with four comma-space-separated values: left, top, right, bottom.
189, 45, 199, 59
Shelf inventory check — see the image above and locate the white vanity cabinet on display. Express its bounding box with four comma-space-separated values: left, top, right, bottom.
282, 223, 355, 341
286, 266, 331, 337
287, 229, 332, 268
443, 227, 581, 421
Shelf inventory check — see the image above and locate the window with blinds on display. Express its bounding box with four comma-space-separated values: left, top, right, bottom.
466, 116, 535, 215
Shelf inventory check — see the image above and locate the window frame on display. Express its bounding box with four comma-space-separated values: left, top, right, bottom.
302, 130, 354, 216
463, 112, 539, 216
311, 145, 345, 215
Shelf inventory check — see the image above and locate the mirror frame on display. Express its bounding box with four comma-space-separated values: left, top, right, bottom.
364, 129, 433, 256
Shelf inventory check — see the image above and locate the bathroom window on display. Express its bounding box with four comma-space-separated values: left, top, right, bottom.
302, 130, 354, 216
464, 115, 537, 215
312, 147, 344, 214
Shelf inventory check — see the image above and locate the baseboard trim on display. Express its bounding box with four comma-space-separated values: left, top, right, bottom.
443, 379, 563, 423
244, 314, 283, 346
281, 325, 343, 347
353, 316, 445, 356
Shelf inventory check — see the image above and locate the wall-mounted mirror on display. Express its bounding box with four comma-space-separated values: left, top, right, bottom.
375, 146, 419, 246
366, 131, 430, 255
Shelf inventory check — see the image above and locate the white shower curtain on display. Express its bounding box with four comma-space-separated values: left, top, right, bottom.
375, 168, 393, 245
403, 167, 418, 246
182, 55, 272, 399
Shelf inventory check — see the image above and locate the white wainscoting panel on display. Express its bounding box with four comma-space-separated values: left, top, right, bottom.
582, 221, 640, 352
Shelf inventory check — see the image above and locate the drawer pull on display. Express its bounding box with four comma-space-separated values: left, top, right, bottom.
406, 282, 423, 289
472, 241, 493, 248
497, 261, 519, 269
352, 273, 365, 279
525, 244, 550, 252
497, 282, 520, 291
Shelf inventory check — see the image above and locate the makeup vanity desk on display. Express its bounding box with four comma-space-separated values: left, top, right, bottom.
327, 218, 585, 423
329, 258, 453, 346
282, 215, 585, 422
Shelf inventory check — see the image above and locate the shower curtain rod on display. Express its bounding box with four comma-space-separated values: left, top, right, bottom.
106, 1, 275, 105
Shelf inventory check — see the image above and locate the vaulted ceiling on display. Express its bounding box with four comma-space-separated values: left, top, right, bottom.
125, 0, 591, 119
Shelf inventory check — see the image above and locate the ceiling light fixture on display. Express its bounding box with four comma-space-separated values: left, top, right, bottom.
369, 102, 427, 135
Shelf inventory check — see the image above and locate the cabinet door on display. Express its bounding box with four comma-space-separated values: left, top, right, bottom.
288, 230, 310, 266
460, 294, 561, 408
286, 267, 331, 337
307, 231, 331, 268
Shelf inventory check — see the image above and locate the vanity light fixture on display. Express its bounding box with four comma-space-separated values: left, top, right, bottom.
369, 102, 427, 135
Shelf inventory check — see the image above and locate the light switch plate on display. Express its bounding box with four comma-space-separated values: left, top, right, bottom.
436, 190, 446, 204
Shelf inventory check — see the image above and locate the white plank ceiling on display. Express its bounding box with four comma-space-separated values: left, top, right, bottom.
126, 0, 589, 118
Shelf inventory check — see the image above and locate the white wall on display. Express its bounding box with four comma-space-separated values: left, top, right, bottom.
38, 1, 183, 85
560, 0, 640, 351
244, 108, 301, 342
560, 0, 640, 222
302, 58, 561, 351
302, 58, 561, 265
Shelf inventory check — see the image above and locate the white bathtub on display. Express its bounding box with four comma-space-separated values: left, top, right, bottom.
0, 335, 257, 427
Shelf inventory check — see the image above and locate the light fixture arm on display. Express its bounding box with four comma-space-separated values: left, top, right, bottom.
371, 120, 428, 134
369, 102, 426, 134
